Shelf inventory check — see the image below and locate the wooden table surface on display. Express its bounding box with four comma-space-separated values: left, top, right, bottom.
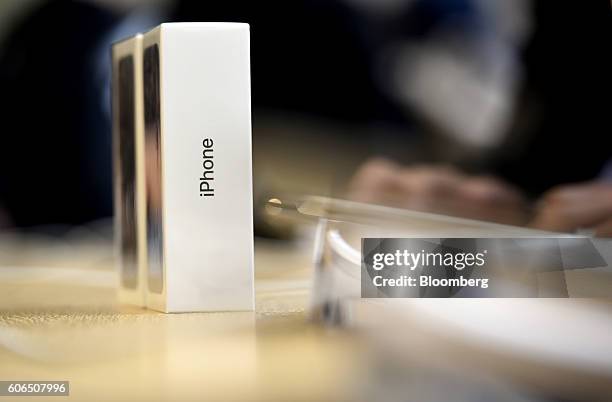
1, 228, 612, 402
0, 229, 368, 402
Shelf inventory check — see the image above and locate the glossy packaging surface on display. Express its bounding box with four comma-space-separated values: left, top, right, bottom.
142, 23, 254, 313
112, 34, 146, 307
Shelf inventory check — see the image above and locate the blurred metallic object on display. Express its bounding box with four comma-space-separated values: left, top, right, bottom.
304, 197, 612, 400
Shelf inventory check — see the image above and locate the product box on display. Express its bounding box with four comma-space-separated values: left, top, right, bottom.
141, 23, 254, 312
112, 34, 147, 307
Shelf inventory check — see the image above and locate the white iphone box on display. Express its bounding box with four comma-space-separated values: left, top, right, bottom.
141, 23, 254, 312
112, 34, 147, 307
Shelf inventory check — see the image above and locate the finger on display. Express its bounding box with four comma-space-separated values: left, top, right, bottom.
398, 166, 465, 198
462, 176, 527, 206
348, 158, 400, 191
531, 201, 612, 232
541, 182, 612, 205
533, 183, 612, 232
347, 158, 407, 205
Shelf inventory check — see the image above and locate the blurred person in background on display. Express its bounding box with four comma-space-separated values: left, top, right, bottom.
0, 0, 610, 235
347, 0, 612, 235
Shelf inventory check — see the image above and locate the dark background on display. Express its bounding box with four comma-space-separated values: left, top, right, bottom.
0, 0, 610, 229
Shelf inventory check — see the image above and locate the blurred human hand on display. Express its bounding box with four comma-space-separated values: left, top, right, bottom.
530, 181, 612, 237
347, 158, 530, 225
